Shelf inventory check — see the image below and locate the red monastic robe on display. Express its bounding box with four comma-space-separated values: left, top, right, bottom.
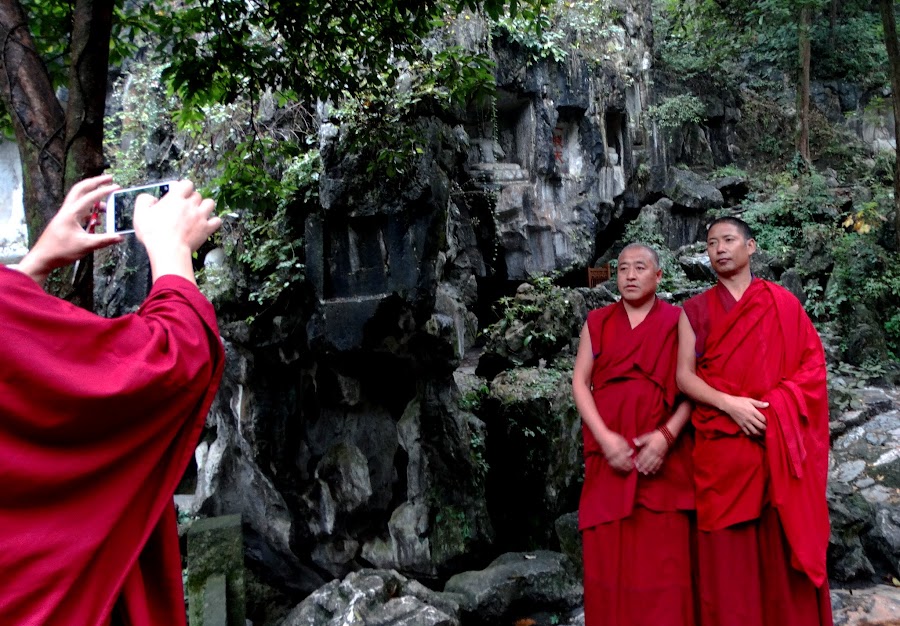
0, 267, 224, 626
684, 279, 832, 626
579, 298, 695, 626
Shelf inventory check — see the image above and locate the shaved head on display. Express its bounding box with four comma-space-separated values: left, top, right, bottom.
707, 216, 754, 241
618, 243, 660, 269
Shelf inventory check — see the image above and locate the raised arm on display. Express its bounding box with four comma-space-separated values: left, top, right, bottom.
572, 322, 633, 472
14, 175, 124, 286
134, 180, 222, 285
676, 310, 768, 436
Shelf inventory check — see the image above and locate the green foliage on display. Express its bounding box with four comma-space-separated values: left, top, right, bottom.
494, 0, 624, 66
495, 10, 568, 63
741, 172, 841, 258
810, 13, 887, 88
486, 275, 562, 354
147, 0, 549, 114
736, 90, 794, 164
826, 225, 900, 356
653, 0, 744, 82
712, 164, 750, 180
459, 383, 490, 411
216, 142, 320, 316
646, 94, 706, 129
828, 359, 891, 412
655, 0, 888, 94
104, 62, 180, 185
469, 429, 490, 484
332, 45, 497, 181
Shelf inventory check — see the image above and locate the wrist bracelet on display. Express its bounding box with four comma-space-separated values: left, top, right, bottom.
657, 424, 675, 448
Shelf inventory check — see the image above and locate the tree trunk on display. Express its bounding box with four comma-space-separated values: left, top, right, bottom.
797, 5, 812, 164
65, 0, 115, 307
829, 0, 839, 49
66, 0, 114, 187
0, 0, 113, 304
879, 0, 900, 251
0, 0, 66, 246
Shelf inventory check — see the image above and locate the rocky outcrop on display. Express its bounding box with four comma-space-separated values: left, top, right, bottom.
465, 2, 654, 280
828, 384, 900, 582
279, 569, 462, 626
831, 585, 900, 626
444, 551, 582, 624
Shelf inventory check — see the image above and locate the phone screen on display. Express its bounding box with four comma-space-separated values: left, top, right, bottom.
105, 182, 172, 234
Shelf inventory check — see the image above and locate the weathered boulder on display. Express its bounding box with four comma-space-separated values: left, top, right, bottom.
482, 365, 583, 550
576, 285, 619, 312
663, 168, 724, 212
444, 551, 582, 623
713, 175, 749, 207
840, 304, 892, 366
866, 506, 900, 578
679, 252, 716, 282
779, 267, 806, 304
748, 249, 779, 281
641, 197, 706, 250
478, 284, 586, 377
830, 585, 900, 626
554, 511, 582, 573
279, 569, 461, 626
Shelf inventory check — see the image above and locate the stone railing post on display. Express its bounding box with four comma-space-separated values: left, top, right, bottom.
186, 514, 246, 626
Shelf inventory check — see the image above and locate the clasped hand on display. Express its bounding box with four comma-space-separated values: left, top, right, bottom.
600, 432, 635, 473
723, 395, 769, 437
633, 429, 668, 475
601, 428, 670, 475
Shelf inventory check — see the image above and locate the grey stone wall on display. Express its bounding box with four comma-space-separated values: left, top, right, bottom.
0, 140, 27, 264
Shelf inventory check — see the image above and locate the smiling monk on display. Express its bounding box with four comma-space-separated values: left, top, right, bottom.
677, 217, 832, 626
572, 243, 696, 626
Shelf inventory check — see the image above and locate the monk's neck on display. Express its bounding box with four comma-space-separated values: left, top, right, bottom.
622, 297, 655, 328
718, 271, 753, 301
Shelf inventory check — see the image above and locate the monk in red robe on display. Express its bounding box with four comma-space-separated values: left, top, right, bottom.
676, 217, 832, 626
572, 243, 696, 626
0, 176, 224, 626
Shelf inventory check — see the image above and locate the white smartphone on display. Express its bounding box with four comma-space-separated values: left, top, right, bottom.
104, 181, 176, 234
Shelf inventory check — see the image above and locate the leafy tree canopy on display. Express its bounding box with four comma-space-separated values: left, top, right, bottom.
656, 0, 888, 88
136, 0, 548, 115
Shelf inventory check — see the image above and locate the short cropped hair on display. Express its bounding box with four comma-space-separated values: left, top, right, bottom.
619, 242, 660, 269
706, 216, 754, 240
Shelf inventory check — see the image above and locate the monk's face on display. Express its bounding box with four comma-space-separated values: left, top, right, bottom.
616, 247, 661, 305
706, 223, 756, 278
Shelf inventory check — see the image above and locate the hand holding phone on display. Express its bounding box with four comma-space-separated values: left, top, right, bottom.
103, 181, 175, 234
132, 180, 221, 285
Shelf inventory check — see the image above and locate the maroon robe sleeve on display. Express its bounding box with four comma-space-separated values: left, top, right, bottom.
763, 284, 830, 587
0, 266, 225, 626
